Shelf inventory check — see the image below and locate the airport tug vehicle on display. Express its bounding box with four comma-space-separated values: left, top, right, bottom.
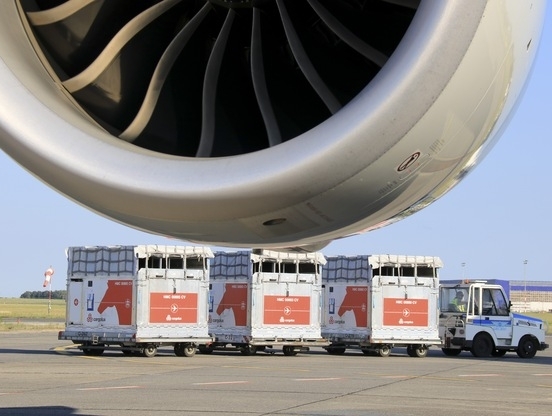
439, 281, 548, 358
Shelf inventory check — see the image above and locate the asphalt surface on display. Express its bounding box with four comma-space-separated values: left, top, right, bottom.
1, 332, 552, 416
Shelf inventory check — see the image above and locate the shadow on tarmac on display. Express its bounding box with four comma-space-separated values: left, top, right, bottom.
0, 407, 93, 416
0, 348, 59, 355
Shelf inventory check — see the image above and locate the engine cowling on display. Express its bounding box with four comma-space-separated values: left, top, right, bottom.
0, 0, 546, 250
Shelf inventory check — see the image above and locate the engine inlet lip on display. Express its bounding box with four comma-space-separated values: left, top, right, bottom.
0, 0, 507, 249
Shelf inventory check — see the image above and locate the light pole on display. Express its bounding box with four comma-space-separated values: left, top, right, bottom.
461, 262, 466, 280
523, 260, 528, 312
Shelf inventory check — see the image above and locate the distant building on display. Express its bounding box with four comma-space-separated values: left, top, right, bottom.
440, 279, 552, 313
509, 280, 552, 313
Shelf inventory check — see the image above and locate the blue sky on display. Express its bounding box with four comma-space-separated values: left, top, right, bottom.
1, 6, 551, 298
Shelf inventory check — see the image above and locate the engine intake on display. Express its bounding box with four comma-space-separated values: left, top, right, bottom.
0, 0, 546, 250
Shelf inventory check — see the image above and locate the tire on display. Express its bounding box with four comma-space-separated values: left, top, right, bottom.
416, 347, 428, 358
470, 333, 494, 358
442, 348, 462, 356
283, 346, 298, 356
142, 344, 157, 358
517, 335, 538, 359
240, 345, 257, 356
183, 344, 196, 357
82, 343, 104, 356
491, 349, 507, 357
198, 345, 214, 354
326, 347, 346, 355
174, 343, 196, 357
82, 346, 94, 356
378, 345, 391, 357
174, 343, 185, 357
407, 345, 428, 358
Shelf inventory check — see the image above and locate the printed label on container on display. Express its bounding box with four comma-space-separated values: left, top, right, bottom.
150, 292, 198, 323
383, 298, 428, 327
264, 295, 310, 325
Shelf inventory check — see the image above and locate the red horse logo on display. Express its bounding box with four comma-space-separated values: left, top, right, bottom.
216, 283, 248, 326
338, 286, 368, 327
98, 280, 133, 325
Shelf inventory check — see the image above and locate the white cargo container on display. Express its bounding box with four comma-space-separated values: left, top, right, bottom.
58, 245, 214, 357
322, 254, 442, 357
201, 249, 329, 356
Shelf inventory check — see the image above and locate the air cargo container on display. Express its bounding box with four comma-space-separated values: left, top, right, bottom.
201, 249, 329, 356
321, 254, 442, 357
58, 245, 214, 357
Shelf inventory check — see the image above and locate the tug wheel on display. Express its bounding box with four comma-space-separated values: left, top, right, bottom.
517, 335, 538, 359
441, 348, 461, 356
470, 333, 493, 358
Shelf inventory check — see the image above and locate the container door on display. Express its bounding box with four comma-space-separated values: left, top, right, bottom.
66, 279, 84, 325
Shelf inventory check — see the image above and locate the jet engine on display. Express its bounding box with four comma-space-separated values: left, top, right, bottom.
0, 0, 546, 250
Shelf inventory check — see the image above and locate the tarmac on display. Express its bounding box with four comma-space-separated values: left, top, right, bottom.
1, 331, 552, 416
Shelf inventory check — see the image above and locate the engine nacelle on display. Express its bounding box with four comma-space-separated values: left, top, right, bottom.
0, 0, 546, 250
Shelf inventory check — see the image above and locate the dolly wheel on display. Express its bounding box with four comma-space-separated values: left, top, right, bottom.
142, 344, 157, 358
378, 345, 391, 357
283, 346, 298, 356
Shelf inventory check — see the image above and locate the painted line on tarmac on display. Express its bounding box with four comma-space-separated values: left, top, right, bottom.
223, 365, 310, 373
458, 374, 501, 377
420, 376, 471, 382
358, 373, 471, 382
294, 377, 342, 381
193, 381, 249, 386
76, 386, 143, 391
